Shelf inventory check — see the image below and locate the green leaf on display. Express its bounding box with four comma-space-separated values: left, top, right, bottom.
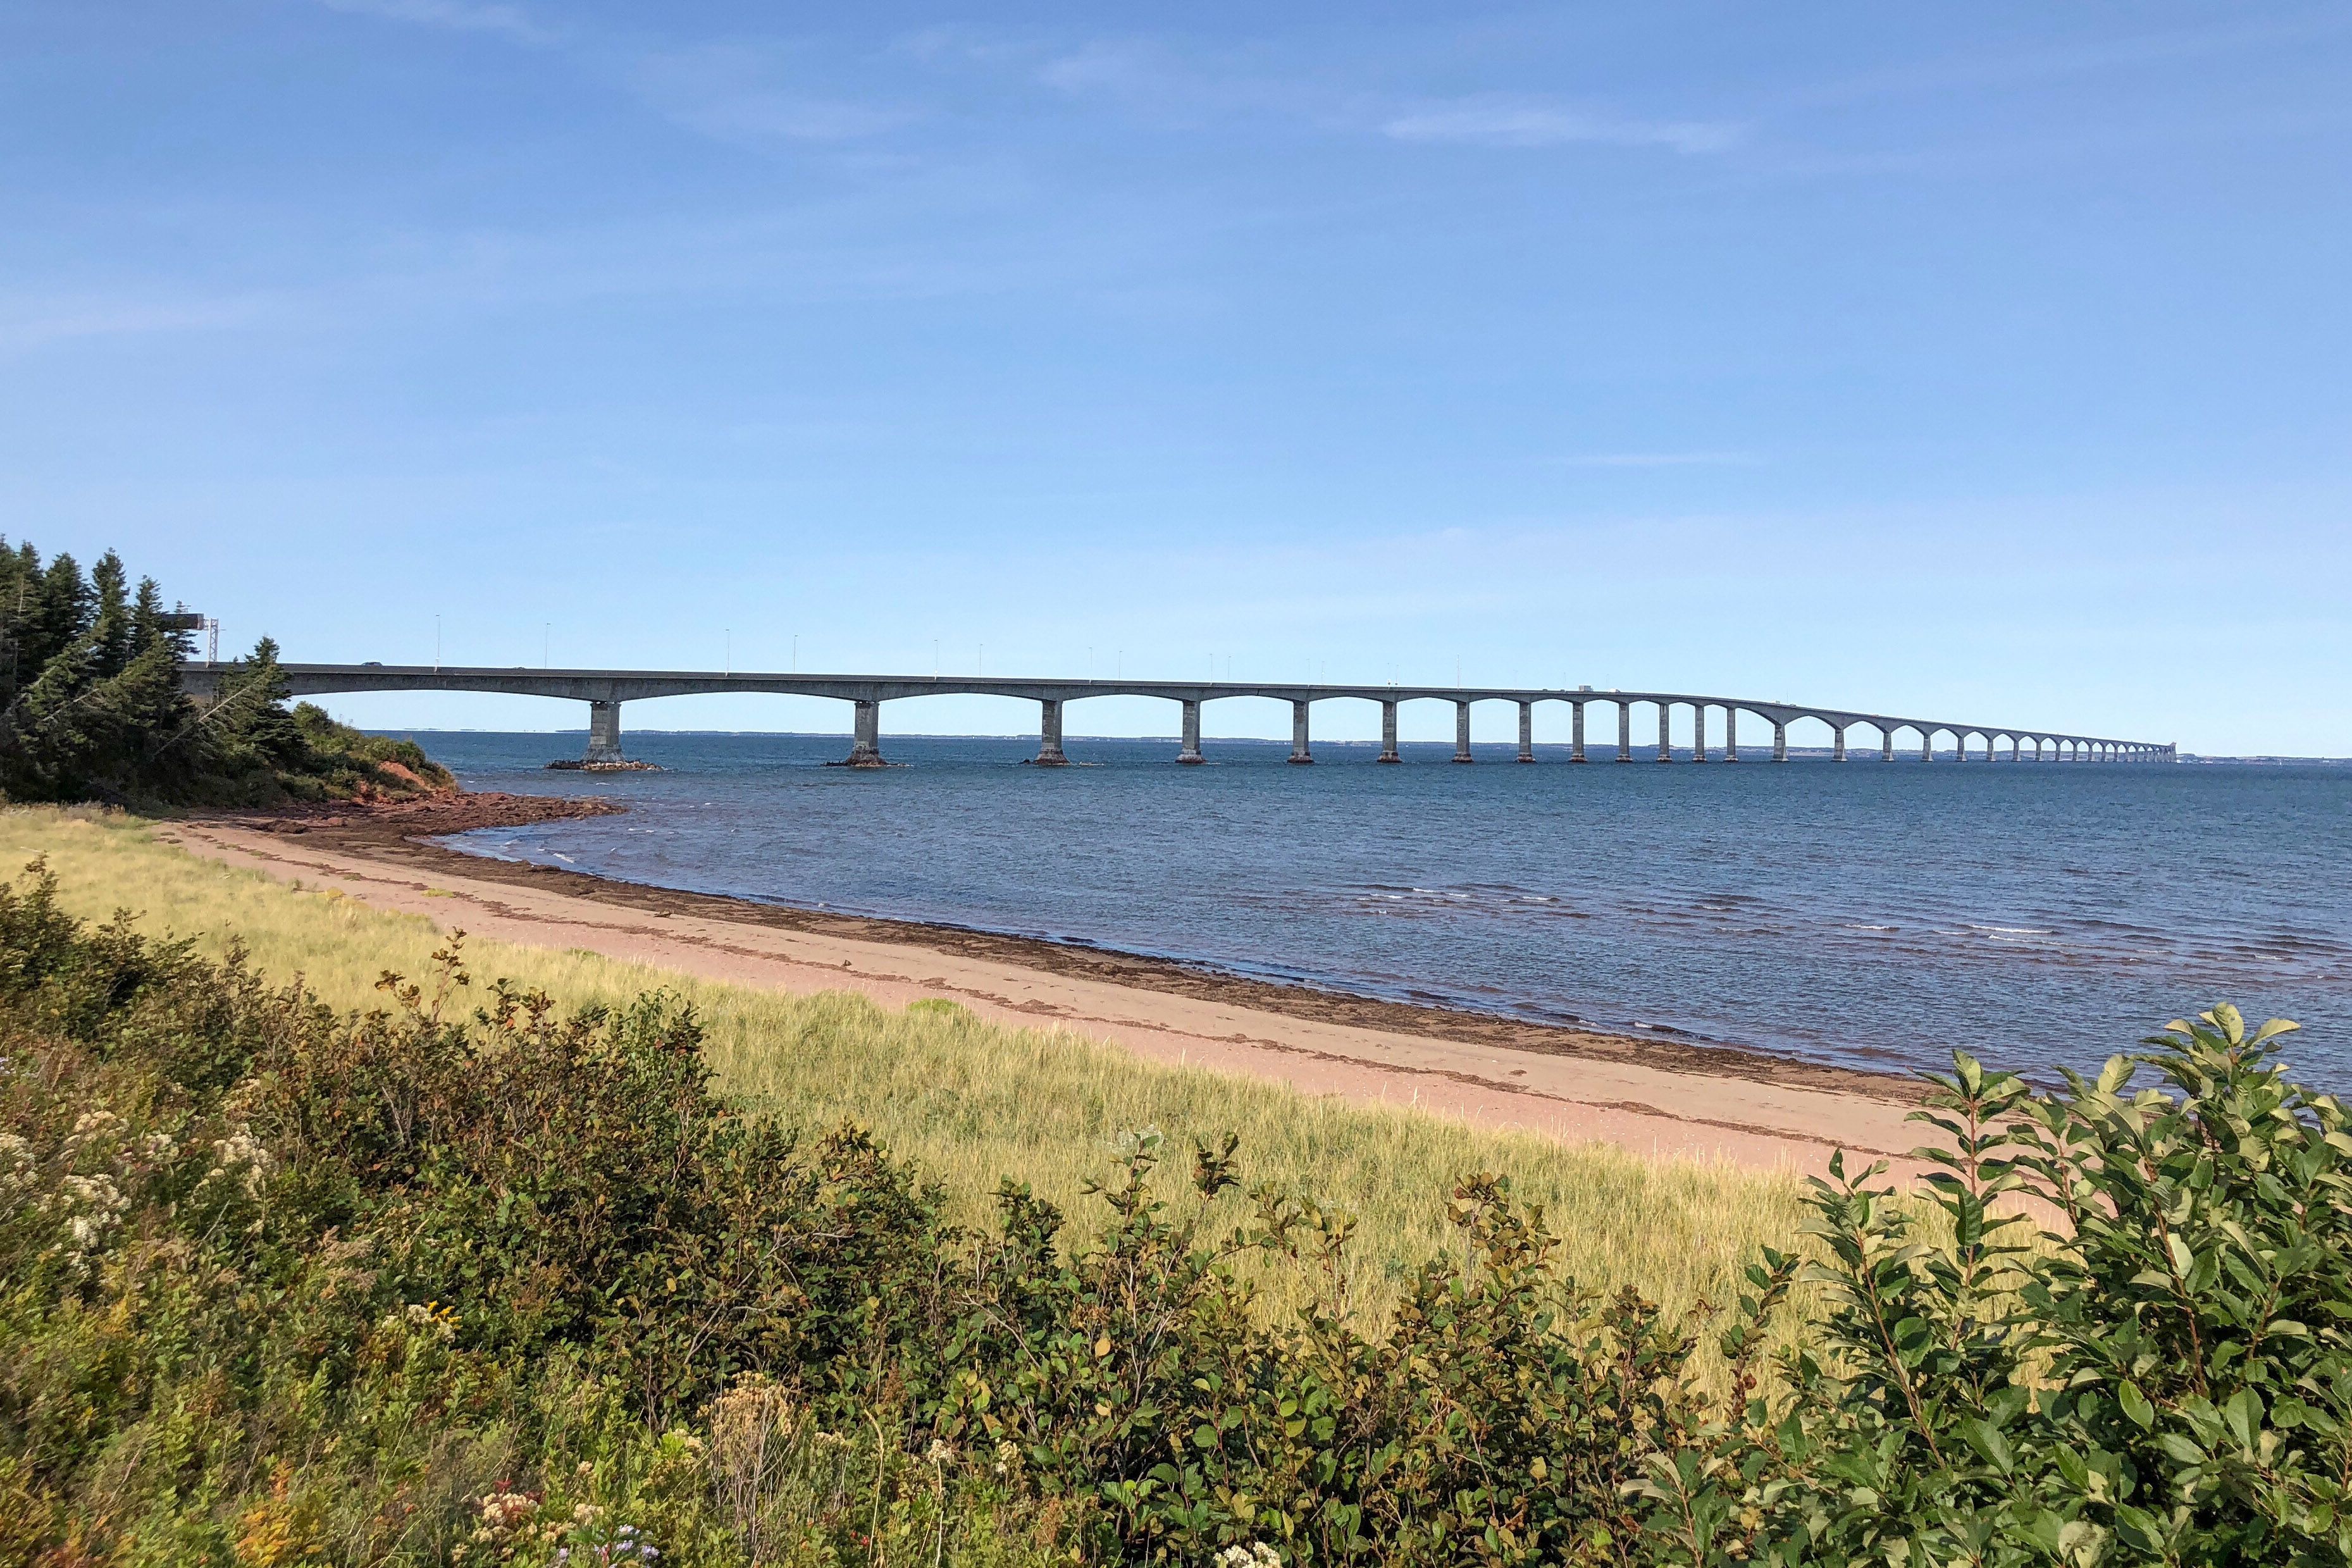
2117, 1381, 2155, 1431
1958, 1417, 2014, 1473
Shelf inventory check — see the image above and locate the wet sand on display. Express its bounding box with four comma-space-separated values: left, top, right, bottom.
160, 794, 1926, 1176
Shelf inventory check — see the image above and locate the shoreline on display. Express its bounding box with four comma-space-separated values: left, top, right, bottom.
163, 791, 1926, 1175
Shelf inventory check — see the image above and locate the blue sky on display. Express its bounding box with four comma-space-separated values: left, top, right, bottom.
4, 3, 2348, 752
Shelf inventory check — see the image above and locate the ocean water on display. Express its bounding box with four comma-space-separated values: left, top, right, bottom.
411, 730, 2352, 1088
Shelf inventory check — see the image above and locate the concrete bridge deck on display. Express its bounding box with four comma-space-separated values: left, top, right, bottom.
176, 662, 2175, 768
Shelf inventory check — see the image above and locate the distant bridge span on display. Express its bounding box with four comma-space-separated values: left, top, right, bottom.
176, 662, 2176, 768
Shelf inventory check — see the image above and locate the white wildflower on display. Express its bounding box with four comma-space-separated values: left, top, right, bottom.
1215, 1546, 1282, 1568
0, 1132, 32, 1194
68, 1109, 123, 1144
50, 1171, 129, 1276
204, 1128, 273, 1200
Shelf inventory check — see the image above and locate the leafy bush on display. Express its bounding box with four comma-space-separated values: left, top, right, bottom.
0, 856, 2343, 1566
1635, 1012, 2352, 1568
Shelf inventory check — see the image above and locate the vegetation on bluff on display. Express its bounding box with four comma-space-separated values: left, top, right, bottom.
0, 538, 449, 807
2, 843, 2346, 1565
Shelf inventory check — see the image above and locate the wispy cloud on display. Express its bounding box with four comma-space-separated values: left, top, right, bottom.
0, 290, 277, 354
310, 0, 552, 46
1384, 97, 1742, 155
1031, 37, 1345, 129
630, 44, 915, 146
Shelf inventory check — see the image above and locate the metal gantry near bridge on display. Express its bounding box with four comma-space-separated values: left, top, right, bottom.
176, 662, 2177, 768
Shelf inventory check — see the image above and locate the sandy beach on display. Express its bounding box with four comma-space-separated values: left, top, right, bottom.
160, 794, 1926, 1176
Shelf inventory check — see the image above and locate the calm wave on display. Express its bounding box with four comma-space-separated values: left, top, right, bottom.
409, 731, 2352, 1086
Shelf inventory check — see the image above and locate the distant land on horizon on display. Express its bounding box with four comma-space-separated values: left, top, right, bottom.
359, 727, 2348, 766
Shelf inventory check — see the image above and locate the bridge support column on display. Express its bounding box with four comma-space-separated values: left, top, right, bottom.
1723, 707, 1738, 761
1570, 702, 1587, 762
1454, 701, 1474, 763
1178, 700, 1204, 763
583, 700, 624, 764
1516, 702, 1534, 762
1881, 728, 1894, 763
1773, 722, 1788, 762
1656, 701, 1671, 762
1617, 702, 1632, 762
1032, 700, 1068, 765
843, 700, 885, 767
1378, 701, 1400, 763
1290, 700, 1314, 764
1692, 703, 1708, 762
1923, 731, 1934, 762
1833, 725, 1847, 762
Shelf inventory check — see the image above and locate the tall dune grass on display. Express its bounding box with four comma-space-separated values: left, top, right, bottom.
0, 806, 1825, 1347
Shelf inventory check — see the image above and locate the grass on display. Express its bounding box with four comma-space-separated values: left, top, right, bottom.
0, 805, 1825, 1354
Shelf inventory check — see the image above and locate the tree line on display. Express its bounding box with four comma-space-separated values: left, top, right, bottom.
0, 537, 447, 806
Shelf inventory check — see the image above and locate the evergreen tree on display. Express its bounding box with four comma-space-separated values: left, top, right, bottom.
90, 552, 132, 678
0, 537, 449, 805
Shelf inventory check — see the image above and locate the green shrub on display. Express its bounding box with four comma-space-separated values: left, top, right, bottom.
1, 855, 2344, 1566
1636, 1012, 2352, 1567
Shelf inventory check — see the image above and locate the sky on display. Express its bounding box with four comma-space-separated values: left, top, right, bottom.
3, 2, 2348, 753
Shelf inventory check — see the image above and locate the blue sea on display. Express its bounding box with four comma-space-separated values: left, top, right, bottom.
407, 730, 2352, 1089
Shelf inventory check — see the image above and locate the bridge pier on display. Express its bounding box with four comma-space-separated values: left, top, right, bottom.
1378, 700, 1400, 763
1571, 701, 1587, 762
1454, 701, 1474, 763
1692, 702, 1708, 762
584, 700, 624, 764
1724, 706, 1738, 761
1290, 700, 1314, 764
1517, 701, 1534, 762
1033, 699, 1068, 765
1656, 701, 1671, 762
1881, 727, 1894, 763
1617, 701, 1632, 762
1178, 699, 1204, 763
843, 700, 885, 767
1773, 722, 1788, 762
1922, 730, 1934, 762
1832, 725, 1847, 762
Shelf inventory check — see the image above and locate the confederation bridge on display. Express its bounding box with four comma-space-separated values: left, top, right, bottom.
177, 662, 2175, 769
